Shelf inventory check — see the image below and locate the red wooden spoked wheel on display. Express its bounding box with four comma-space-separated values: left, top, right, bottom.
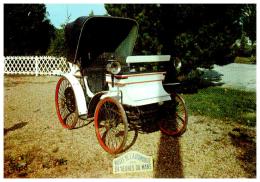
55, 77, 78, 129
159, 93, 188, 136
94, 97, 128, 154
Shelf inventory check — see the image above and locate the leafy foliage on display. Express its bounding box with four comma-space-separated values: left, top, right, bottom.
47, 26, 66, 56
231, 4, 256, 58
105, 4, 256, 72
4, 4, 55, 56
47, 10, 96, 57
105, 4, 163, 55
239, 4, 256, 41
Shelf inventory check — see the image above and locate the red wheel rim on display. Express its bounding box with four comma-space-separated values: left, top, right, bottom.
94, 97, 128, 154
55, 77, 78, 129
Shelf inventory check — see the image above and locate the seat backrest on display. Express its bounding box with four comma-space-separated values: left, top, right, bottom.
124, 55, 171, 74
126, 55, 171, 64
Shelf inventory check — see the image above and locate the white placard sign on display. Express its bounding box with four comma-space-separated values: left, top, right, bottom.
113, 151, 153, 174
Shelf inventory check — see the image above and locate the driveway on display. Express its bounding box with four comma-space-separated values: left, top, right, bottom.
202, 63, 256, 92
4, 76, 256, 178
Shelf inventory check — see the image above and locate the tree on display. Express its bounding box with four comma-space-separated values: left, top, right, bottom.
233, 4, 256, 57
47, 9, 97, 57
4, 4, 55, 55
240, 4, 256, 41
89, 10, 95, 16
105, 4, 255, 73
46, 26, 66, 56
47, 15, 71, 57
106, 4, 163, 55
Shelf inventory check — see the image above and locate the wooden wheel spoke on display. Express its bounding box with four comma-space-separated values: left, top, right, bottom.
64, 112, 74, 124
60, 107, 69, 118
176, 113, 185, 123
109, 129, 123, 149
58, 93, 66, 101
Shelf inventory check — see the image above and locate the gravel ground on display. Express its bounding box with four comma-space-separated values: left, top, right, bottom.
3, 76, 256, 178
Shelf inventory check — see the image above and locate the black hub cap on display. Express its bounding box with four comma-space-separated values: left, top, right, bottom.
64, 87, 76, 113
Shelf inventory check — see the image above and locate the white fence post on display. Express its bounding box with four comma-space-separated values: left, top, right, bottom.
35, 56, 39, 76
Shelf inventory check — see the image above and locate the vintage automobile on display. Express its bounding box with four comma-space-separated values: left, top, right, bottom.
55, 16, 188, 154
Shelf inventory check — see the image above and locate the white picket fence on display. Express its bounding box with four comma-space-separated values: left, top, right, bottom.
4, 56, 71, 76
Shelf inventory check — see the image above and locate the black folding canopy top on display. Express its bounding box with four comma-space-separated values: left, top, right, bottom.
65, 16, 138, 68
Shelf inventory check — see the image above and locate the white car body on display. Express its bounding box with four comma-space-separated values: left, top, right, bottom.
64, 55, 171, 116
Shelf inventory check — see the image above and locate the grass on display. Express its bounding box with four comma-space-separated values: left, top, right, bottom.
234, 56, 256, 64
183, 87, 256, 126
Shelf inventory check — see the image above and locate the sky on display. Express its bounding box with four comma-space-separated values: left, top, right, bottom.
45, 4, 107, 28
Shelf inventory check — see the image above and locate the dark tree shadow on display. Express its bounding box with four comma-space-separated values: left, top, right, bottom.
4, 122, 28, 135
154, 93, 184, 178
124, 101, 184, 178
122, 115, 160, 153
228, 128, 256, 177
154, 134, 183, 178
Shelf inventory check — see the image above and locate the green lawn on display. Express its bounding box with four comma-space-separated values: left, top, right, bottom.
182, 87, 256, 126
234, 56, 256, 64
